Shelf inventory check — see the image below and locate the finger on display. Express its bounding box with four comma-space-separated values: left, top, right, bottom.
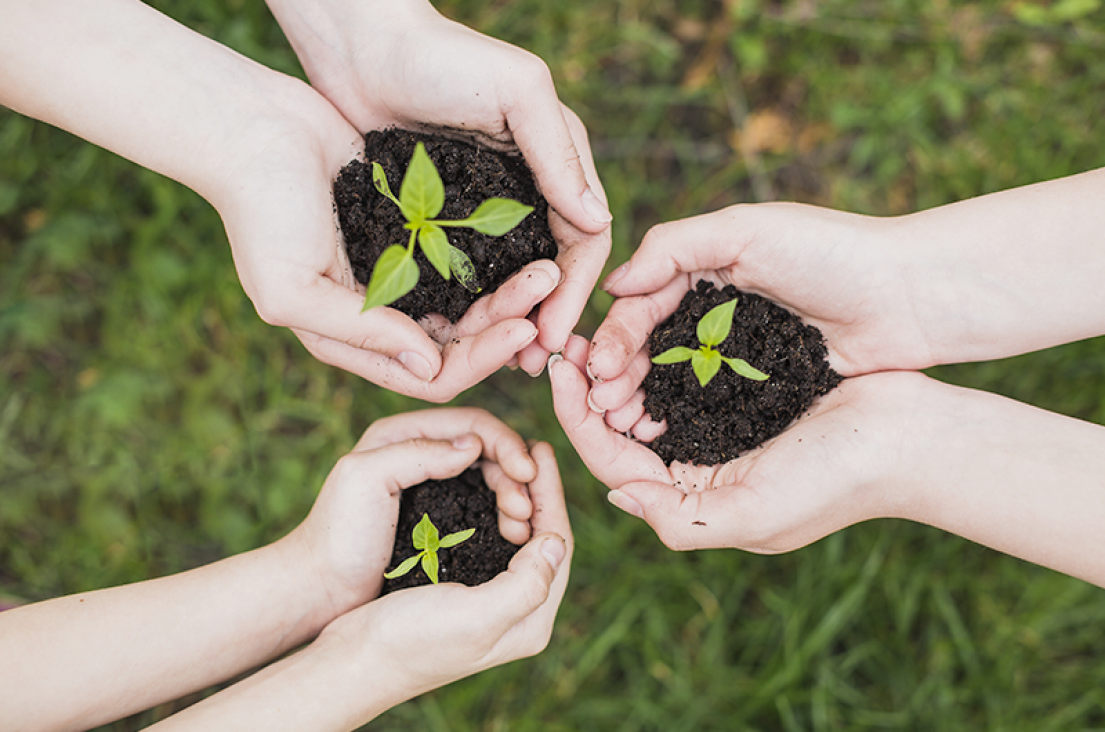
548, 350, 669, 489
515, 337, 552, 378
334, 436, 485, 498
282, 282, 444, 383
588, 346, 653, 414
604, 388, 647, 433
600, 210, 743, 297
358, 408, 538, 484
535, 206, 612, 355
473, 531, 568, 658
631, 414, 667, 443
561, 333, 590, 372
453, 260, 560, 339
587, 276, 688, 383
504, 87, 612, 234
481, 460, 533, 544
526, 442, 572, 547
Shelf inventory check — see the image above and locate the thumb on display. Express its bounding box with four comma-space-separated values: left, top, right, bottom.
291, 279, 445, 382
340, 434, 485, 496
476, 532, 567, 632
509, 103, 612, 234
611, 481, 737, 552
602, 210, 744, 297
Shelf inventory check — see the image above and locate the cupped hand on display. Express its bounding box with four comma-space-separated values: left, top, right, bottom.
266, 0, 612, 367
214, 78, 575, 401
315, 440, 572, 700
551, 334, 930, 553
286, 407, 547, 622
586, 203, 936, 413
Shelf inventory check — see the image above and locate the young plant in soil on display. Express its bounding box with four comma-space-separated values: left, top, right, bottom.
334, 129, 557, 323
651, 298, 770, 386
383, 513, 475, 585
363, 142, 533, 311
381, 468, 521, 594
642, 280, 843, 467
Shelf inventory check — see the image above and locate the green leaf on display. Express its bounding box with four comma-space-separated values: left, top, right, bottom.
691, 349, 722, 387
399, 142, 444, 223
362, 245, 419, 311
384, 553, 422, 579
371, 162, 402, 209
452, 198, 535, 236
418, 225, 452, 280
651, 346, 697, 364
440, 527, 476, 549
697, 299, 738, 347
412, 513, 440, 552
449, 246, 481, 293
421, 550, 440, 584
723, 356, 770, 381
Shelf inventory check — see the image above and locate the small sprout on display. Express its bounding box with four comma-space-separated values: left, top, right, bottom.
362, 142, 535, 311
383, 513, 476, 585
651, 298, 770, 387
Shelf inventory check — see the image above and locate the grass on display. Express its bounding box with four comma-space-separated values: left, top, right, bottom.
3, 0, 1105, 729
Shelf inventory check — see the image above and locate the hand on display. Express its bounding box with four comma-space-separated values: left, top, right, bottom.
265, 0, 613, 370
551, 334, 923, 553
286, 407, 545, 620
585, 203, 935, 413
315, 439, 572, 702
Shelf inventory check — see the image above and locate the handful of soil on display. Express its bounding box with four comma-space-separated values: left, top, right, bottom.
642, 281, 843, 466
381, 468, 520, 594
333, 128, 557, 323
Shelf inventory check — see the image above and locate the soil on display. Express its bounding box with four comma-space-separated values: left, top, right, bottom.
642, 280, 843, 466
333, 128, 557, 323
381, 468, 520, 593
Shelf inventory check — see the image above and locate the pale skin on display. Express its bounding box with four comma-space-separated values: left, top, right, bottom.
0, 0, 610, 400
550, 168, 1105, 587
0, 408, 573, 731
261, 0, 614, 378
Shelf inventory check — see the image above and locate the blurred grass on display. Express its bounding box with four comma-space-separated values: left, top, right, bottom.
3, 0, 1105, 729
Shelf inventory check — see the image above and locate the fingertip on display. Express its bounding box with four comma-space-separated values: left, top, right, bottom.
538, 533, 567, 571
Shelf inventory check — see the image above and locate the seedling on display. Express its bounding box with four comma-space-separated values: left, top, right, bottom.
383, 513, 476, 585
362, 142, 534, 311
651, 298, 770, 387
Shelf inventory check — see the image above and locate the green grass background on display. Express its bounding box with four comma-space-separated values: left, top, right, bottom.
3, 0, 1105, 729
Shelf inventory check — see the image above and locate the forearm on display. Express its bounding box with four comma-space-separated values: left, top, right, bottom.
894, 376, 1105, 586
0, 0, 315, 205
147, 630, 405, 732
0, 536, 333, 732
894, 167, 1105, 364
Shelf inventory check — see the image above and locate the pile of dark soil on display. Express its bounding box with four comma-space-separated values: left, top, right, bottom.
333, 128, 557, 323
381, 468, 520, 593
642, 281, 843, 466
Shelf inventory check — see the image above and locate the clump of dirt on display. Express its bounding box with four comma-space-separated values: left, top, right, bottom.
334, 128, 557, 323
642, 280, 843, 466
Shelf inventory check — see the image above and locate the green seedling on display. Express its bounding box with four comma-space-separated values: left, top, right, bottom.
363, 142, 535, 311
651, 298, 770, 387
383, 513, 476, 585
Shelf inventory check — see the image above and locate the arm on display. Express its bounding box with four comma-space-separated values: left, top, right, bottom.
589, 168, 1105, 410
146, 442, 572, 732
0, 0, 555, 399
551, 339, 1105, 586
0, 407, 552, 731
263, 0, 613, 370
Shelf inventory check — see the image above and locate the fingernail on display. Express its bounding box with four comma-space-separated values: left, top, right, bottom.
452, 434, 478, 450
540, 536, 567, 570
586, 388, 606, 415
607, 490, 644, 519
547, 353, 564, 371
601, 263, 629, 292
536, 263, 561, 298
586, 360, 604, 384
397, 351, 434, 381
581, 188, 613, 224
